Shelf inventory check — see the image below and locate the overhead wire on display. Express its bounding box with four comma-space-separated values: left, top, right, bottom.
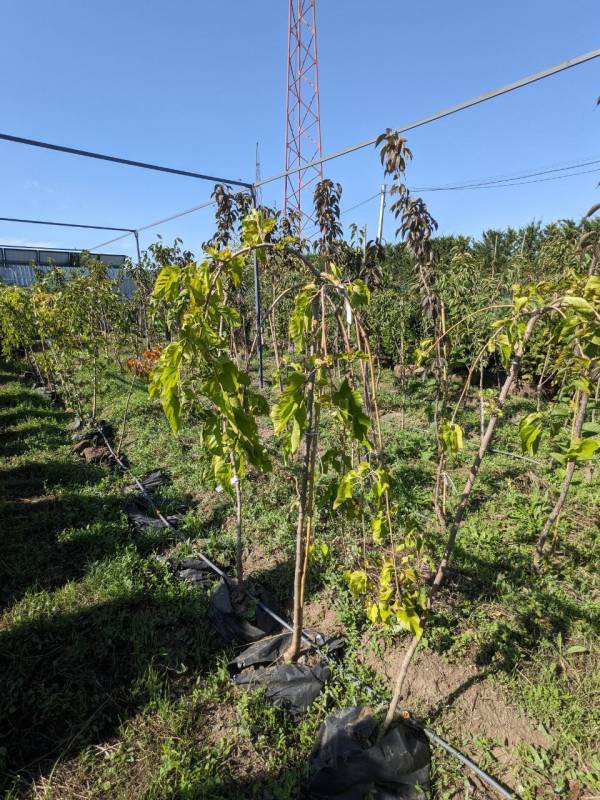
0, 132, 252, 188
0, 216, 135, 233
88, 198, 216, 251
411, 155, 600, 191
255, 47, 600, 188
1, 48, 597, 259
414, 162, 600, 192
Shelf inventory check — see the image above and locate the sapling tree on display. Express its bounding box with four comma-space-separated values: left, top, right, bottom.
59, 257, 125, 419
371, 268, 599, 734
376, 131, 453, 527
0, 285, 42, 380
518, 205, 600, 570
149, 209, 273, 587
271, 180, 375, 662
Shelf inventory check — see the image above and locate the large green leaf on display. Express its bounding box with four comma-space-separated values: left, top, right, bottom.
519, 411, 544, 456
331, 378, 371, 448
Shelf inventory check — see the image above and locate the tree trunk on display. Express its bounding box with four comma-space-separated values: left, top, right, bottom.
91, 353, 97, 421
229, 451, 244, 586
285, 369, 317, 662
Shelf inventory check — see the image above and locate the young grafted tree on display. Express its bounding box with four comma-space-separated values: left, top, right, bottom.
150, 208, 273, 588
519, 202, 600, 571
271, 179, 375, 662
376, 130, 453, 529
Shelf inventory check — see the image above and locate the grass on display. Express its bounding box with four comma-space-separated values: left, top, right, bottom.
0, 362, 598, 798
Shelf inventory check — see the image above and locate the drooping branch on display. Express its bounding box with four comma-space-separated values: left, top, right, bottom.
381, 310, 542, 735
533, 389, 589, 572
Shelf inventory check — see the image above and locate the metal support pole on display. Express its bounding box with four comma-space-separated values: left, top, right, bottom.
376, 183, 386, 244
133, 230, 141, 264
132, 230, 149, 348
250, 188, 264, 388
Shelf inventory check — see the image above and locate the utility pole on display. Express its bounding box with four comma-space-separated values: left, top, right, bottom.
376, 183, 386, 244
255, 142, 263, 207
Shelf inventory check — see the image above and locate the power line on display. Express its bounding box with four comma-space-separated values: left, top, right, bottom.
88, 198, 216, 251
256, 47, 600, 189
415, 156, 600, 189
304, 160, 600, 241
413, 158, 600, 192
0, 216, 135, 233
417, 166, 600, 191
0, 132, 253, 189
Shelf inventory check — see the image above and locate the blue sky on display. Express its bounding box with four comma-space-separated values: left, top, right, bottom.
0, 0, 598, 259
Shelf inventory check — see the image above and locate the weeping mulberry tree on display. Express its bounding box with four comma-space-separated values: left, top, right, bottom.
150, 208, 273, 587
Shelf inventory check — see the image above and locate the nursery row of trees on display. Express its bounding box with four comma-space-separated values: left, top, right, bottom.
1, 131, 599, 733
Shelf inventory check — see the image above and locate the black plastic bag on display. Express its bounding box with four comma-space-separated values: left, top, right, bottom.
235, 662, 330, 715
174, 557, 217, 589
308, 707, 431, 800
72, 420, 113, 444
125, 469, 170, 494
208, 579, 280, 644
123, 496, 181, 529
228, 631, 343, 715
228, 631, 343, 673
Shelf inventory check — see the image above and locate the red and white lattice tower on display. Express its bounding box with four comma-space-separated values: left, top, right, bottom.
284, 0, 323, 232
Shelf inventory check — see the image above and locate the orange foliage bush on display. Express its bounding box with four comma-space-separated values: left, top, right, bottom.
127, 347, 162, 377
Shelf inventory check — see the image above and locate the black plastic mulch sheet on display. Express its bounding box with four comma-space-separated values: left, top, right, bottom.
174, 557, 217, 589
123, 495, 182, 530
228, 631, 344, 716
208, 578, 281, 644
125, 469, 170, 494
228, 631, 344, 673
308, 707, 431, 800
235, 661, 330, 716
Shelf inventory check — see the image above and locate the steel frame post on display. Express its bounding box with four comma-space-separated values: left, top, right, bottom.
250, 188, 264, 388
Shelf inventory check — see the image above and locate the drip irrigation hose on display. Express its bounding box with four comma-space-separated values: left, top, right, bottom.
405, 717, 514, 800
93, 424, 515, 798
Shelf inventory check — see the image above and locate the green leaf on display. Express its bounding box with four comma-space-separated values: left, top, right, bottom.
334, 462, 369, 510
439, 420, 464, 455
150, 341, 183, 432
212, 455, 233, 494
573, 377, 591, 394
519, 411, 544, 456
564, 437, 600, 462
331, 378, 372, 448
347, 279, 371, 309
371, 511, 385, 544
565, 644, 588, 655
289, 285, 315, 351
562, 295, 594, 313
344, 569, 368, 596
152, 265, 180, 302
395, 606, 423, 639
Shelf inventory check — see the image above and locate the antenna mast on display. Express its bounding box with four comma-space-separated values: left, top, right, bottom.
283, 0, 323, 233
